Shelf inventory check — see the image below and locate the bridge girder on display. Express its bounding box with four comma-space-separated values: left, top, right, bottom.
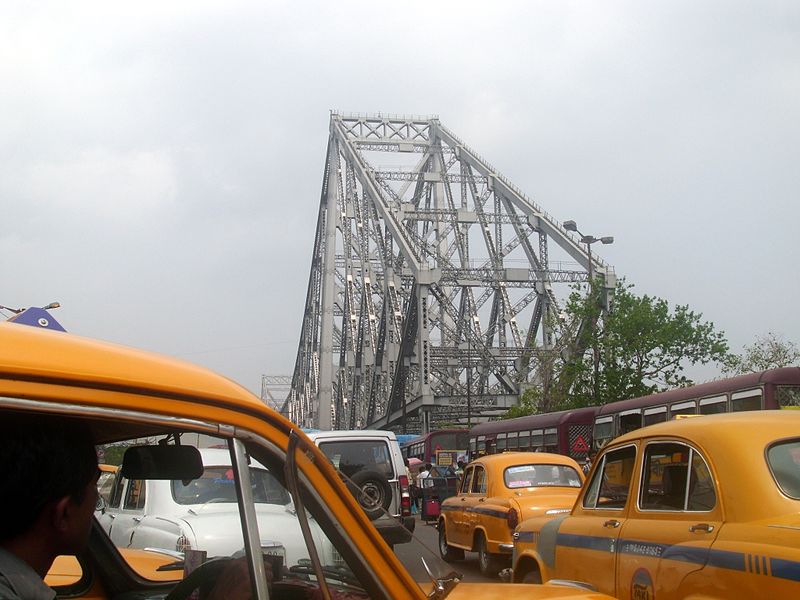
287, 113, 615, 433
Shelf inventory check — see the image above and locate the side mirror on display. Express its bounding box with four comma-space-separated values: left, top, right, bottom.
121, 445, 204, 480
95, 495, 108, 513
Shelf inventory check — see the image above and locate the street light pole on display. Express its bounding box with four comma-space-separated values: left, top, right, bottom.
562, 220, 613, 405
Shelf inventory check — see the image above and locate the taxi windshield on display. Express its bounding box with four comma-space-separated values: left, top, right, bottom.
172, 466, 291, 505
768, 439, 800, 499
504, 464, 582, 488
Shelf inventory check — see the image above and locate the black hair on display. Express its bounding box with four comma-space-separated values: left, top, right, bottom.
0, 415, 98, 541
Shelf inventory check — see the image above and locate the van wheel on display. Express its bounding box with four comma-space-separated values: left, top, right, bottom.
438, 521, 464, 562
477, 532, 503, 578
347, 470, 392, 520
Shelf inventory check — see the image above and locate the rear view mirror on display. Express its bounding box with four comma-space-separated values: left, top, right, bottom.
121, 445, 204, 480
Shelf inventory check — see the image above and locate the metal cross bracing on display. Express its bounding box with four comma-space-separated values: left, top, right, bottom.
287, 112, 615, 433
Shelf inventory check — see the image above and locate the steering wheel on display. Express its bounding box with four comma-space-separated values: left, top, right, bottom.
163, 557, 233, 600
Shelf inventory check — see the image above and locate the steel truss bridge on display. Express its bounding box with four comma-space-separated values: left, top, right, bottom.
286, 112, 614, 433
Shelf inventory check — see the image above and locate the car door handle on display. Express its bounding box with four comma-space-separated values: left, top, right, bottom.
603, 519, 620, 528
461, 497, 467, 502
689, 523, 714, 533
132, 516, 143, 523
478, 498, 485, 502
108, 514, 116, 519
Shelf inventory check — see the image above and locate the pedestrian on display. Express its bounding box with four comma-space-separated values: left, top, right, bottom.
404, 459, 418, 514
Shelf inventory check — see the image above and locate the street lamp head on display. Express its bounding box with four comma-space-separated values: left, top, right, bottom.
580, 235, 598, 245
563, 220, 578, 232
600, 236, 614, 245
41, 302, 61, 310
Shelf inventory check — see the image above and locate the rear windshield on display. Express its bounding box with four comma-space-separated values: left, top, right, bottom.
317, 440, 395, 479
767, 440, 800, 499
172, 466, 291, 505
504, 464, 582, 488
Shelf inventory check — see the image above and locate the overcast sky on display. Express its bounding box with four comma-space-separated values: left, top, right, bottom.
2, 1, 798, 397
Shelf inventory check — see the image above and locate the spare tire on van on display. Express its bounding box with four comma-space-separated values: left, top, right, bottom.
347, 469, 392, 520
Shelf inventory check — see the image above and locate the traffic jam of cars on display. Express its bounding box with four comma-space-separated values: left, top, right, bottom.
2, 322, 618, 600
4, 316, 799, 599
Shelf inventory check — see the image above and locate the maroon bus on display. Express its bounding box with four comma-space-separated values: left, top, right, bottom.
468, 406, 598, 461
591, 367, 800, 450
401, 429, 470, 467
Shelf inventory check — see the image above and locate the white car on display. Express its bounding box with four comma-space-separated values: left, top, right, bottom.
98, 447, 335, 566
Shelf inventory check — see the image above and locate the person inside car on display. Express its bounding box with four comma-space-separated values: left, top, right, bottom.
0, 416, 100, 600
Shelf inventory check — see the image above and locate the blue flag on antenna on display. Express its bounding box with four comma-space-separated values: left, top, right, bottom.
7, 307, 66, 332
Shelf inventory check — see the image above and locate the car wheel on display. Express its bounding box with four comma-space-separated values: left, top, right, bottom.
477, 532, 503, 578
347, 470, 392, 520
438, 521, 464, 562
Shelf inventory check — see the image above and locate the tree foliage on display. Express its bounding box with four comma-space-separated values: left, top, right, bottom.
507, 280, 730, 417
724, 332, 800, 375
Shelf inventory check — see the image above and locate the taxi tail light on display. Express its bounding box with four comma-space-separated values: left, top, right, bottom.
398, 474, 411, 517
507, 507, 519, 530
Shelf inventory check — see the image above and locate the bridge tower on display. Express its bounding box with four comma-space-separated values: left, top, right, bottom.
288, 113, 615, 432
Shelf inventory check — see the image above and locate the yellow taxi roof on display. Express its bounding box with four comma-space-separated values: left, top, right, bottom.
0, 322, 264, 411
472, 452, 581, 469
612, 409, 799, 448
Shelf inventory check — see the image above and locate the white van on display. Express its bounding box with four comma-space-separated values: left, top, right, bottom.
304, 429, 415, 546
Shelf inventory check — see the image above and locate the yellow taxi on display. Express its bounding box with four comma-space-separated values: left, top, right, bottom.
2, 323, 615, 600
438, 452, 584, 577
512, 411, 800, 598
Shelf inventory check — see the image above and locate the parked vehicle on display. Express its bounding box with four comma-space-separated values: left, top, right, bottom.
438, 452, 584, 577
512, 411, 800, 598
3, 322, 614, 600
97, 448, 335, 566
304, 429, 415, 546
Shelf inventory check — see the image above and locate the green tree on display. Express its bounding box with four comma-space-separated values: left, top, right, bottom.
724, 332, 800, 375
507, 280, 730, 416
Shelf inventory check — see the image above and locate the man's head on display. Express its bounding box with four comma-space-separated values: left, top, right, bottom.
425, 463, 432, 471
0, 414, 99, 554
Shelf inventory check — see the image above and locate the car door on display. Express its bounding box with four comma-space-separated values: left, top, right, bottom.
447, 465, 473, 547
553, 444, 637, 595
109, 477, 147, 548
616, 440, 722, 600
466, 464, 488, 543
98, 470, 126, 537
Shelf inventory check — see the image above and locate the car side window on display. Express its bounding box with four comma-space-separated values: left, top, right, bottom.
639, 442, 716, 511
123, 479, 146, 510
460, 466, 473, 493
583, 445, 636, 509
471, 466, 487, 494
109, 474, 126, 508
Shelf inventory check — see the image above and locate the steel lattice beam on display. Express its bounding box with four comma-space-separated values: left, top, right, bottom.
287, 112, 615, 432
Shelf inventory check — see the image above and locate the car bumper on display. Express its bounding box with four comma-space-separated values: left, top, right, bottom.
374, 515, 416, 545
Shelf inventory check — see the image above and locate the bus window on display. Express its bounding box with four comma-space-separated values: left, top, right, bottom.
732, 389, 762, 412
699, 395, 727, 415
593, 418, 614, 450
531, 429, 543, 450
469, 438, 477, 456
776, 386, 800, 409
619, 410, 641, 435
518, 430, 531, 451
507, 431, 519, 450
643, 406, 667, 426
497, 433, 507, 452
669, 401, 697, 419
543, 428, 557, 451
